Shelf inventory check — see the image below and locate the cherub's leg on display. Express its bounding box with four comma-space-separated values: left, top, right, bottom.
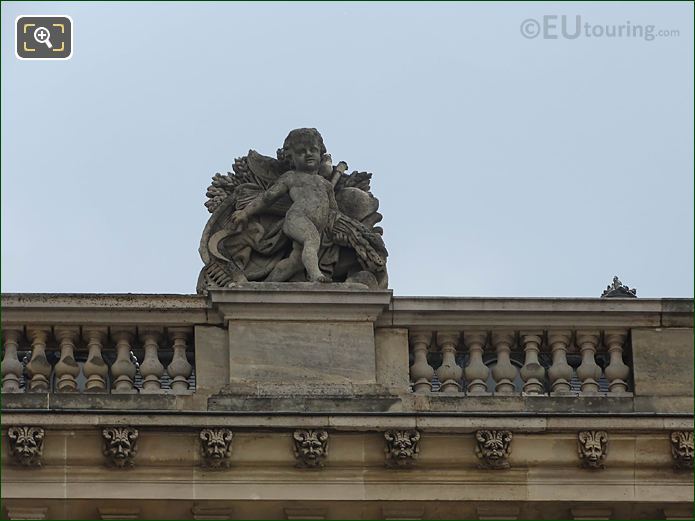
266, 242, 303, 282
283, 214, 327, 283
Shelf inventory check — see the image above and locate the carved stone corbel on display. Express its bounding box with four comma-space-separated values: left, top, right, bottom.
200, 428, 233, 469
670, 431, 694, 470
7, 426, 45, 467
384, 429, 420, 468
578, 430, 608, 469
475, 430, 512, 469
102, 426, 139, 468
293, 429, 328, 468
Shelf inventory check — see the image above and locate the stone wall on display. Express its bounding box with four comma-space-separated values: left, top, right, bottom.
1, 290, 692, 519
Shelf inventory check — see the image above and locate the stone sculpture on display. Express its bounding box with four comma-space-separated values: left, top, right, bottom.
601, 276, 637, 298
670, 431, 694, 470
200, 428, 233, 469
293, 429, 329, 468
475, 430, 512, 469
102, 427, 139, 468
384, 429, 421, 468
198, 128, 388, 291
578, 430, 608, 469
7, 426, 44, 467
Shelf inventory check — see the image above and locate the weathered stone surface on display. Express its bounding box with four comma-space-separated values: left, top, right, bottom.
102, 426, 138, 468
199, 428, 233, 469
194, 325, 229, 394
670, 431, 694, 470
198, 129, 387, 291
578, 430, 608, 469
601, 276, 637, 298
374, 328, 410, 391
293, 429, 329, 468
632, 328, 694, 397
228, 321, 376, 384
7, 426, 44, 467
475, 430, 513, 469
384, 429, 420, 468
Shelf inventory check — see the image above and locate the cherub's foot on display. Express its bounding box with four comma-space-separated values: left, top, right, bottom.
309, 273, 330, 283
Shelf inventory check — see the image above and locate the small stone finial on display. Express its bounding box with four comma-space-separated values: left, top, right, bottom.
475, 430, 512, 469
7, 426, 45, 467
384, 429, 421, 468
199, 428, 233, 469
601, 276, 637, 298
102, 426, 139, 468
578, 430, 608, 469
670, 431, 694, 471
292, 429, 329, 468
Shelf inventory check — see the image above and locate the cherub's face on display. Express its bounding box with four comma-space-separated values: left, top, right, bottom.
290, 142, 321, 172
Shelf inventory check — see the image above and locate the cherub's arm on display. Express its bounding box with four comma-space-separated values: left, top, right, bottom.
326, 181, 338, 211
230, 175, 290, 227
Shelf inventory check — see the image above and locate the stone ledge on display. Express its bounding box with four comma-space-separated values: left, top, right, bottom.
1, 412, 691, 432
3, 392, 692, 416
377, 297, 693, 328
209, 284, 392, 322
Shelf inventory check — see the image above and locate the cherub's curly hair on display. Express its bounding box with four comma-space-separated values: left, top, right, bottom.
277, 128, 326, 168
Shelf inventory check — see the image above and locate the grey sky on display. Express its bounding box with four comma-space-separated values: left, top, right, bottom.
2, 2, 693, 297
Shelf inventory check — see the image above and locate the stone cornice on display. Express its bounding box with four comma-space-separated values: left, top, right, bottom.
208, 284, 393, 323
2, 293, 691, 328
377, 297, 693, 329
1, 293, 210, 326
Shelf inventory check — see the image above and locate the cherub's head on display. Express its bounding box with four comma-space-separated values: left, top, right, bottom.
279, 128, 326, 172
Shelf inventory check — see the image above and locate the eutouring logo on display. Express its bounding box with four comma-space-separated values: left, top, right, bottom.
520, 15, 680, 41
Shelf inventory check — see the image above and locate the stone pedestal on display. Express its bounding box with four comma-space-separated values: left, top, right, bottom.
207, 283, 397, 411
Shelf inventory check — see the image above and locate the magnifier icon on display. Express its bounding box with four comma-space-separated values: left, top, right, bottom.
33, 26, 53, 49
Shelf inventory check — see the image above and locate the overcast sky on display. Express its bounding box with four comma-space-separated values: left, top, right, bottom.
2, 2, 693, 297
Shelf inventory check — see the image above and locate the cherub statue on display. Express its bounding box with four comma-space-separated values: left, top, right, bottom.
197, 128, 388, 291
229, 129, 337, 282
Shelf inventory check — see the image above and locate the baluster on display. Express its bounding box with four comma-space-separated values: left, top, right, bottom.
520, 331, 545, 395
140, 329, 164, 393
111, 329, 137, 394
576, 330, 601, 393
2, 328, 24, 392
54, 327, 81, 392
167, 327, 193, 393
463, 331, 490, 395
25, 327, 52, 392
409, 332, 434, 392
491, 331, 517, 394
435, 331, 462, 393
604, 329, 630, 393
547, 330, 573, 395
83, 327, 108, 392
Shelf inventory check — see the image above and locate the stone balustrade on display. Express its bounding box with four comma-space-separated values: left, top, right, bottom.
407, 329, 630, 396
0, 293, 692, 414
1, 325, 195, 394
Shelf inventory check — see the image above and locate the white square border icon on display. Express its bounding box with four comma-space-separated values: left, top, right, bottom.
15, 14, 74, 61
